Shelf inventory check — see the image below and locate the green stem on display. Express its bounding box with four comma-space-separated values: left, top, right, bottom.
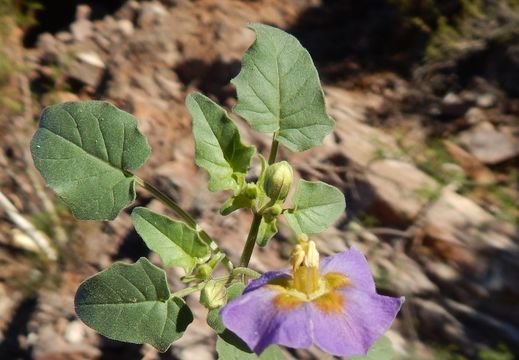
239, 133, 281, 268
239, 213, 262, 267
132, 174, 233, 271
232, 267, 261, 279
171, 283, 205, 298
268, 134, 279, 165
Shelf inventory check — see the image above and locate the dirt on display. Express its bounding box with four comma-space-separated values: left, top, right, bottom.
0, 0, 518, 359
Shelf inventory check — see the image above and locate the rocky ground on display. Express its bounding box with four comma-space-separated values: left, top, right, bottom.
0, 0, 518, 359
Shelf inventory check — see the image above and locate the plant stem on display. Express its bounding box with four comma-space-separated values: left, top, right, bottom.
239, 213, 262, 267
132, 174, 233, 271
232, 267, 261, 279
268, 134, 279, 165
171, 282, 205, 298
239, 133, 281, 268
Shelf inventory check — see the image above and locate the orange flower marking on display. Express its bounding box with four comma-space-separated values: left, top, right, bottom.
324, 272, 351, 290
273, 292, 305, 310
313, 291, 345, 314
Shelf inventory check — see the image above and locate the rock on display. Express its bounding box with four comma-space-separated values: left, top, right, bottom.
371, 248, 438, 295
465, 107, 487, 125
442, 92, 469, 117
325, 86, 400, 167
55, 31, 73, 43
364, 159, 439, 224
36, 33, 65, 64
137, 2, 168, 29
63, 321, 86, 344
71, 5, 93, 42
476, 93, 497, 108
117, 19, 134, 36
413, 298, 469, 347
442, 140, 495, 184
422, 189, 516, 267
68, 52, 106, 88
458, 122, 519, 164
76, 51, 105, 69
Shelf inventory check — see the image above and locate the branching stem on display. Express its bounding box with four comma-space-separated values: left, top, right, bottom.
239, 133, 280, 268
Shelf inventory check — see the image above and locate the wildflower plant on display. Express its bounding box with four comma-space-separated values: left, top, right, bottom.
30, 24, 403, 359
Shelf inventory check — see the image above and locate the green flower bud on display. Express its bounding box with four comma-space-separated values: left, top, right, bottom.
196, 264, 213, 280
200, 280, 227, 310
266, 203, 282, 216
244, 183, 258, 199
263, 161, 293, 202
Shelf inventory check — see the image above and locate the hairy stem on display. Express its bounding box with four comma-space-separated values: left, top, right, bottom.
239, 213, 262, 267
268, 133, 279, 165
132, 174, 233, 271
171, 282, 205, 298
239, 134, 280, 268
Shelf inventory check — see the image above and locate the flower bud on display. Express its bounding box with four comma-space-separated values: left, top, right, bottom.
200, 280, 227, 309
263, 161, 293, 202
244, 183, 258, 199
196, 264, 212, 280
267, 203, 282, 216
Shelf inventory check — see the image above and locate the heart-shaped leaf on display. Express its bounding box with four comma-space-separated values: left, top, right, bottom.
75, 257, 193, 352
131, 207, 210, 273
284, 180, 345, 234
31, 101, 151, 220
186, 92, 255, 193
232, 23, 334, 152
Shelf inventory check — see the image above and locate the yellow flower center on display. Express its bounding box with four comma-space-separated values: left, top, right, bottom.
267, 240, 351, 313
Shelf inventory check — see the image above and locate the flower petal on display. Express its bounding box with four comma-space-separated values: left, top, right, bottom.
320, 246, 376, 293
310, 287, 404, 356
221, 285, 312, 354
243, 271, 289, 294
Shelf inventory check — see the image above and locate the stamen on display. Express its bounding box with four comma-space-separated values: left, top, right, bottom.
290, 240, 321, 295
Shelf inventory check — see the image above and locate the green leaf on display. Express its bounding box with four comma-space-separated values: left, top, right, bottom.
257, 217, 277, 247
131, 207, 210, 273
31, 101, 151, 220
75, 257, 193, 352
186, 92, 255, 192
350, 336, 395, 360
284, 180, 345, 234
216, 336, 286, 360
232, 23, 334, 152
220, 192, 255, 216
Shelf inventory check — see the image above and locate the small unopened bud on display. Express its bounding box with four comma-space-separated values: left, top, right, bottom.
266, 204, 282, 217
244, 183, 258, 199
200, 280, 227, 309
196, 264, 212, 280
263, 161, 293, 202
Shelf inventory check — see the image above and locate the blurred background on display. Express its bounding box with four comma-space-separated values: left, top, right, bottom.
0, 0, 518, 359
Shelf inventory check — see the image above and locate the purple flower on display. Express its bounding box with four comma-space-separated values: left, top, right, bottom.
220, 243, 404, 356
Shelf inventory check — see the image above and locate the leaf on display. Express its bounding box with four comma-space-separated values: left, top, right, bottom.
186, 92, 255, 192
256, 217, 277, 247
75, 257, 193, 352
232, 23, 334, 152
350, 336, 395, 360
284, 180, 345, 234
216, 336, 286, 360
220, 192, 254, 216
31, 101, 151, 220
131, 207, 210, 273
